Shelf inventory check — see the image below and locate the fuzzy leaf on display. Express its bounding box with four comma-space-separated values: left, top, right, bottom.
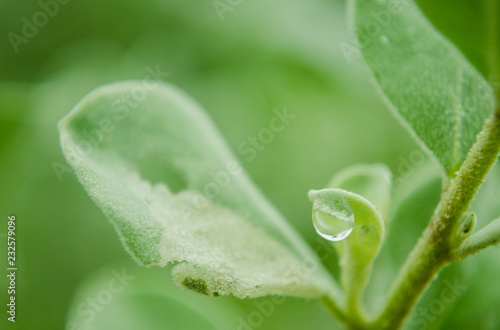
327, 164, 389, 298
67, 264, 243, 330
417, 0, 500, 81
457, 217, 500, 258
309, 176, 386, 312
350, 0, 494, 176
328, 163, 392, 223
58, 81, 339, 299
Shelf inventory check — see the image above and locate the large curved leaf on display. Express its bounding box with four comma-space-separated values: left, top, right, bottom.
58, 81, 339, 300
350, 0, 494, 176
417, 0, 500, 81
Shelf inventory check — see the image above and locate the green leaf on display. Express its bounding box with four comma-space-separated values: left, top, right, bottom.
328, 163, 392, 223
449, 212, 477, 249
309, 164, 389, 315
456, 217, 500, 259
416, 0, 500, 82
58, 81, 339, 300
350, 0, 494, 176
67, 264, 244, 330
471, 163, 500, 225
385, 162, 442, 266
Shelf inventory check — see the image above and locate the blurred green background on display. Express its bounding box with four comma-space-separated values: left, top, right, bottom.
0, 0, 499, 329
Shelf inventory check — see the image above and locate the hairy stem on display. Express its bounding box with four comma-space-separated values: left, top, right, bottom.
321, 296, 348, 325
322, 295, 368, 330
369, 111, 500, 329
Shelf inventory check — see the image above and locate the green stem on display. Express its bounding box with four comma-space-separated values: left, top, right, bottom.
369, 111, 500, 329
322, 295, 368, 330
321, 296, 348, 325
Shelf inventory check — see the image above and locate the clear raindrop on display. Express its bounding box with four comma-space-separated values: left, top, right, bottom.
312, 197, 354, 241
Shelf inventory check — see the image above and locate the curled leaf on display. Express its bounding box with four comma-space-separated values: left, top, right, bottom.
309, 164, 391, 315
58, 81, 338, 299
455, 217, 500, 260
308, 190, 384, 314
328, 163, 392, 223
450, 212, 477, 249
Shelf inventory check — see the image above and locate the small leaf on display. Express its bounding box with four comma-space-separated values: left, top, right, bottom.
58, 81, 339, 300
309, 176, 386, 314
350, 0, 494, 176
308, 164, 390, 315
456, 217, 500, 259
450, 212, 477, 249
328, 163, 392, 223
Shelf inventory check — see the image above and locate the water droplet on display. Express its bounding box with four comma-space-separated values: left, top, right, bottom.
312, 198, 354, 241
380, 35, 389, 45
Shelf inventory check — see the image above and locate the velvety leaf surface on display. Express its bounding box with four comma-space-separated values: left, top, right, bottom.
309, 164, 389, 311
350, 0, 494, 176
417, 0, 500, 81
59, 81, 338, 299
328, 163, 392, 223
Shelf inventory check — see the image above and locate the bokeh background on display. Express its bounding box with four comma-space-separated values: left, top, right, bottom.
1, 0, 499, 329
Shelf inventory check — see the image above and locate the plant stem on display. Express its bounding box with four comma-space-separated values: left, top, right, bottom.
321, 296, 348, 325
322, 295, 368, 330
369, 111, 500, 329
